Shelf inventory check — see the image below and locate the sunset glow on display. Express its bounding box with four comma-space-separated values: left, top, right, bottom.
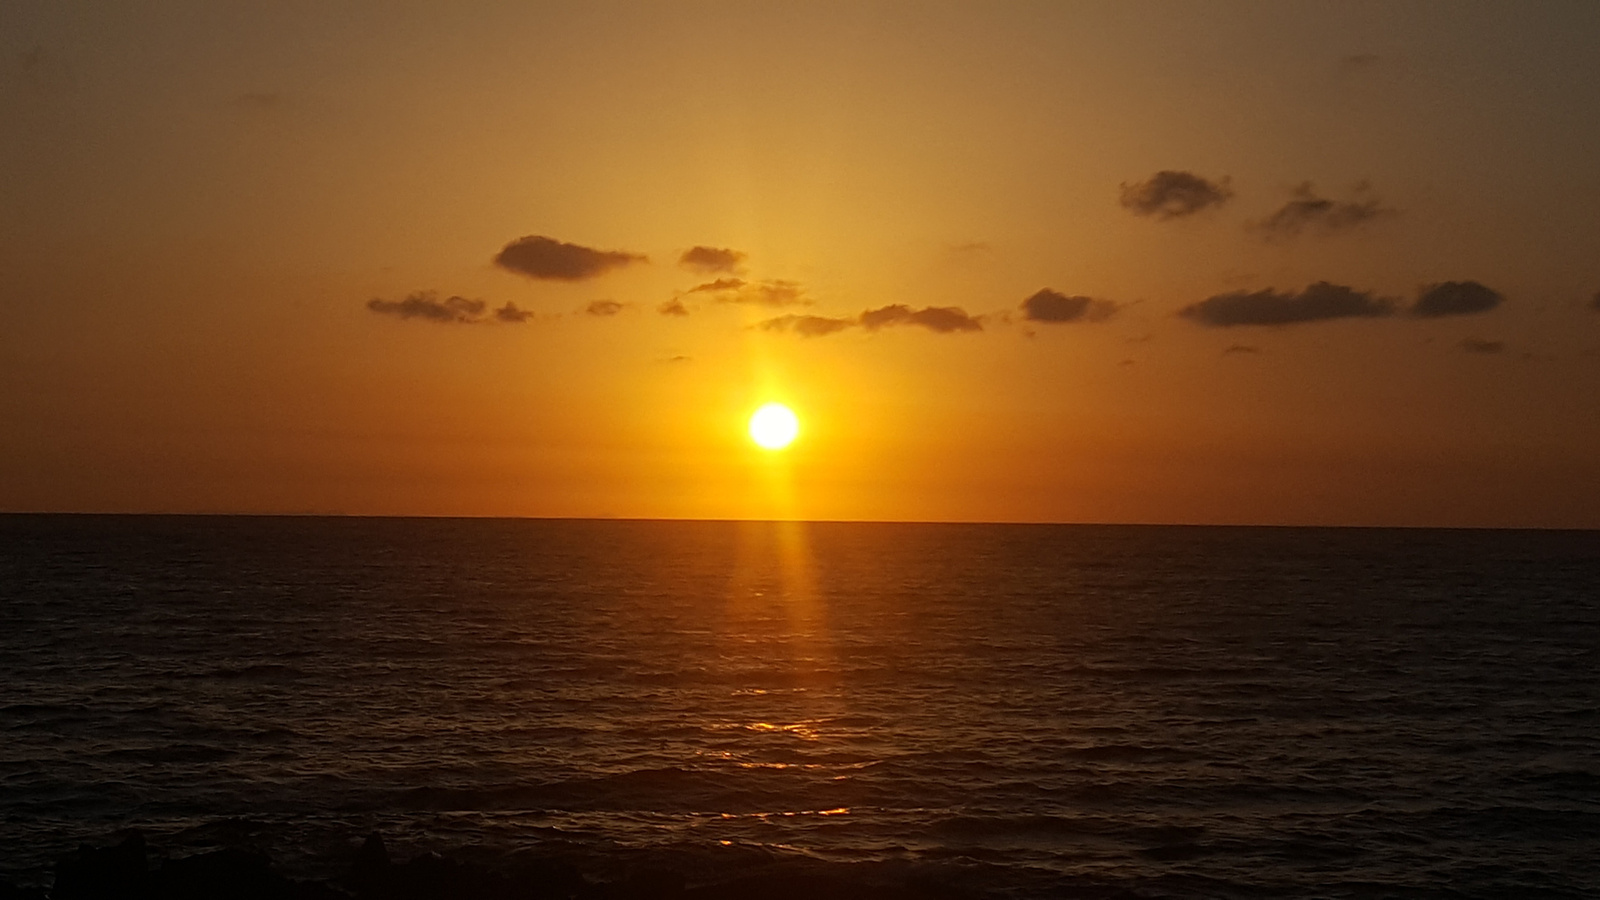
3, 4, 1599, 527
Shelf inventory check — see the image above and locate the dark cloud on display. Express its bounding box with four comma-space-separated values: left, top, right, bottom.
367, 292, 488, 324
860, 304, 983, 333
1411, 281, 1504, 318
1460, 337, 1505, 354
678, 246, 746, 274
494, 235, 645, 281
759, 314, 856, 337
495, 302, 532, 323
1020, 289, 1117, 323
1119, 171, 1233, 219
585, 300, 624, 317
1179, 282, 1396, 327
658, 299, 689, 316
1223, 344, 1260, 354
1253, 182, 1395, 238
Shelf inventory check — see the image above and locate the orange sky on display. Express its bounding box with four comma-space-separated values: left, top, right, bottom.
4, 2, 1600, 527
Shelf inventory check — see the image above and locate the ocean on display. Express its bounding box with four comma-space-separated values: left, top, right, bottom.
1, 515, 1596, 898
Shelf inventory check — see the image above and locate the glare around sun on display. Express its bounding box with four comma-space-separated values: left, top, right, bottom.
748, 403, 800, 450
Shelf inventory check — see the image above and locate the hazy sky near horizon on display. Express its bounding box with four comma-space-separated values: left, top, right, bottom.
4, 1, 1600, 526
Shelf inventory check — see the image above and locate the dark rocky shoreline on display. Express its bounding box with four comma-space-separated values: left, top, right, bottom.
1, 834, 968, 900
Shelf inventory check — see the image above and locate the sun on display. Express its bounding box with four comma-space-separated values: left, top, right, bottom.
748, 402, 800, 450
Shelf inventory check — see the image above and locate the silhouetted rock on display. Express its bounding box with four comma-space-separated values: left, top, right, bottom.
53, 834, 149, 900
38, 832, 963, 900
684, 873, 939, 900
347, 832, 391, 896
0, 879, 48, 900
500, 855, 584, 900
585, 867, 684, 900
154, 847, 290, 900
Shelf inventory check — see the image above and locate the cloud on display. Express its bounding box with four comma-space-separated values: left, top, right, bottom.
686, 277, 747, 294
367, 292, 489, 324
585, 300, 624, 316
1119, 171, 1233, 219
658, 299, 689, 316
1340, 53, 1381, 71
678, 246, 746, 274
494, 235, 646, 280
759, 314, 856, 337
495, 302, 532, 323
1179, 282, 1396, 327
743, 281, 807, 306
1252, 182, 1395, 238
687, 278, 809, 306
1223, 344, 1260, 354
1411, 281, 1504, 318
1460, 337, 1505, 354
860, 304, 983, 333
1020, 288, 1117, 323
757, 304, 984, 337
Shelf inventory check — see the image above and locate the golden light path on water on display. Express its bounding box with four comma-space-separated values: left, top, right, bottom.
722, 392, 842, 827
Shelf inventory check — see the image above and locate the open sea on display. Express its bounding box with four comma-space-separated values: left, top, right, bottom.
1, 515, 1597, 899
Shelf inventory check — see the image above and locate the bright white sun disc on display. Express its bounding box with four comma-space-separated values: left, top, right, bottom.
748, 403, 800, 449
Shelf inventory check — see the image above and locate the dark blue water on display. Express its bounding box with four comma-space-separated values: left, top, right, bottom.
2, 516, 1597, 898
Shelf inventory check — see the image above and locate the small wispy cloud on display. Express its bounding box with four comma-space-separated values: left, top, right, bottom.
494, 235, 646, 280
1020, 289, 1118, 324
1252, 182, 1395, 239
686, 278, 809, 307
759, 314, 857, 337
658, 299, 689, 316
759, 304, 984, 337
1119, 171, 1233, 219
678, 246, 746, 274
367, 292, 484, 323
495, 302, 533, 323
1411, 281, 1504, 318
1179, 282, 1396, 327
686, 277, 745, 294
585, 300, 624, 317
1460, 337, 1505, 354
367, 291, 529, 325
860, 304, 983, 333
